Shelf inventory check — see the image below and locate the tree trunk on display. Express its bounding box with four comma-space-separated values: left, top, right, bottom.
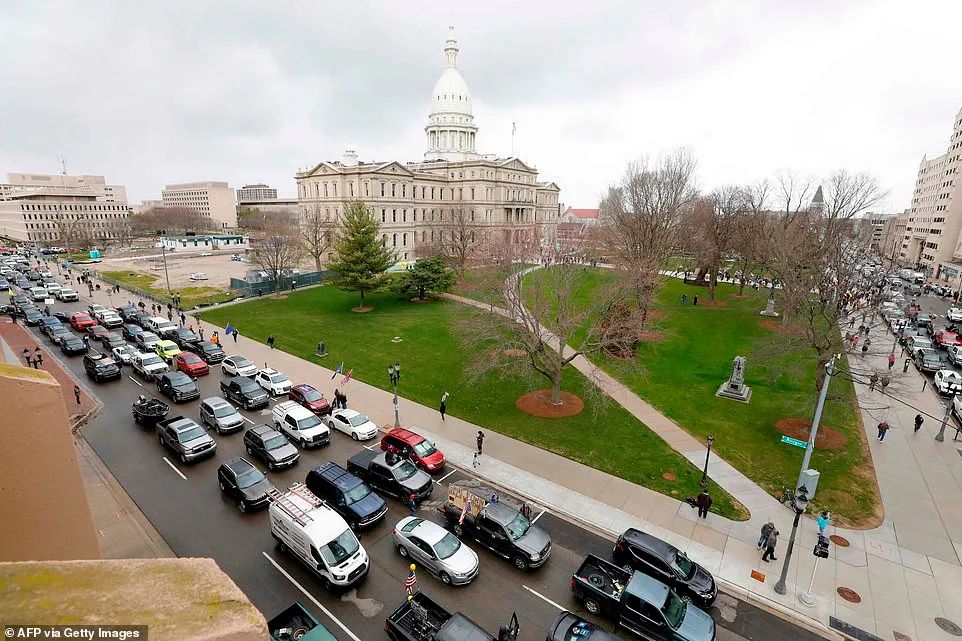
314, 255, 322, 271
550, 371, 563, 405
360, 289, 365, 308
707, 266, 717, 301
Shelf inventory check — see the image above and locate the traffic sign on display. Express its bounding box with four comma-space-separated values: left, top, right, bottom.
780, 435, 808, 449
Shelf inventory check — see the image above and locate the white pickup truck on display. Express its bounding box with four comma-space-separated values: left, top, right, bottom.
272, 400, 330, 449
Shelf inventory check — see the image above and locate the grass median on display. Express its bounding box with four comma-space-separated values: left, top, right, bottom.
200, 285, 748, 520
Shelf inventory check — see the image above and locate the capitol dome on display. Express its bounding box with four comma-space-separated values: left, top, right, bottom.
424, 26, 479, 162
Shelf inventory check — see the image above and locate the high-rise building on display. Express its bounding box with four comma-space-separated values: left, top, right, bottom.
161, 181, 236, 230
295, 26, 560, 264
236, 184, 278, 203
0, 172, 129, 245
900, 106, 962, 279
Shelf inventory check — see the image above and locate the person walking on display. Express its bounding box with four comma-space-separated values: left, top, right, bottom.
869, 372, 879, 391
267, 334, 275, 350
757, 521, 774, 549
877, 421, 891, 441
231, 328, 238, 343
22, 347, 31, 366
473, 430, 484, 467
692, 295, 698, 306
880, 374, 890, 393
914, 414, 924, 433
34, 347, 43, 369
180, 312, 186, 326
849, 316, 856, 328
695, 490, 712, 518
198, 327, 205, 341
439, 392, 448, 422
341, 391, 347, 409
681, 293, 688, 305
888, 352, 896, 369
73, 384, 82, 405
817, 511, 831, 537
408, 493, 417, 517
762, 527, 779, 562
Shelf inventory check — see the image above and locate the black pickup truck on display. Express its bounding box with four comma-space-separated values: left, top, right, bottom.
438, 480, 550, 571
346, 449, 432, 502
384, 592, 518, 641
571, 555, 715, 641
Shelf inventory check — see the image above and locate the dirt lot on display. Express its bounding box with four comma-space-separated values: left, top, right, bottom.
85, 249, 250, 290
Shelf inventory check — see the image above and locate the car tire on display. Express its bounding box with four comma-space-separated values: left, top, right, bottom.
512, 556, 529, 571
583, 597, 601, 615
439, 572, 452, 585
180, 452, 188, 464
238, 500, 247, 513
453, 523, 464, 537
301, 439, 309, 448
158, 433, 164, 446
621, 563, 633, 574
352, 433, 359, 441
219, 481, 226, 491
246, 445, 254, 455
267, 461, 276, 471
397, 545, 409, 558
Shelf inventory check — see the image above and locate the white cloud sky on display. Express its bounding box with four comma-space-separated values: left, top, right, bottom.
0, 0, 959, 212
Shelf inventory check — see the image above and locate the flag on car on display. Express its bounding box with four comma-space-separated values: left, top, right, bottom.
405, 567, 417, 595
331, 361, 344, 380
340, 368, 353, 386
459, 498, 472, 525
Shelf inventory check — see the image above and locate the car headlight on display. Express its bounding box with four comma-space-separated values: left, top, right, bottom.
332, 574, 345, 581
530, 553, 541, 561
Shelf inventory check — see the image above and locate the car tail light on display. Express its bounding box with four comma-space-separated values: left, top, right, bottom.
570, 577, 576, 589
614, 541, 622, 552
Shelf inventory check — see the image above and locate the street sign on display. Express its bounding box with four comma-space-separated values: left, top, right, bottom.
780, 435, 808, 449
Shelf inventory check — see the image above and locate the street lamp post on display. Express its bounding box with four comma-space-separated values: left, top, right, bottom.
700, 434, 715, 488
935, 394, 954, 442
388, 362, 401, 428
774, 485, 810, 595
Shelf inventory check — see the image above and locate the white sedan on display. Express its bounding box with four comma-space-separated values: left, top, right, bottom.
934, 369, 962, 396
326, 409, 379, 441
948, 308, 962, 323
221, 355, 257, 377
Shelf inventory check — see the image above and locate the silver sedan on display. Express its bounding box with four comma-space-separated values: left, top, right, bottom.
392, 516, 479, 586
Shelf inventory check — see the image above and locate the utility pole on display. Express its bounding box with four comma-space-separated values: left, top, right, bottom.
158, 230, 172, 297
797, 357, 835, 491
935, 394, 953, 442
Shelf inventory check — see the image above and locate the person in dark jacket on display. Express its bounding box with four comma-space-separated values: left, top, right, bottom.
695, 491, 712, 518
757, 521, 774, 549
915, 414, 924, 433
762, 528, 779, 562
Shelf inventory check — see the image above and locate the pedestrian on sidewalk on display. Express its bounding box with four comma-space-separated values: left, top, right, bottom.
880, 374, 890, 392
439, 391, 448, 421
877, 421, 891, 441
211, 331, 220, 345
888, 352, 896, 369
817, 511, 831, 536
232, 329, 239, 343
167, 310, 173, 321
34, 347, 43, 368
695, 490, 712, 518
21, 347, 30, 366
762, 528, 779, 562
341, 391, 348, 409
849, 316, 856, 328
757, 521, 774, 549
473, 430, 484, 467
869, 372, 879, 391
903, 358, 910, 373
332, 389, 340, 409
914, 414, 924, 433
73, 384, 81, 405
861, 339, 871, 356
180, 312, 186, 326
198, 327, 205, 341
408, 493, 417, 517
267, 334, 275, 349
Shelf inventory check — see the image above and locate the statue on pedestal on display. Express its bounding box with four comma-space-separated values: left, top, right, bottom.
717, 355, 752, 403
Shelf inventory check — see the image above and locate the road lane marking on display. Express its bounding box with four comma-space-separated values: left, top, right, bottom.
128, 375, 143, 387
531, 509, 546, 524
437, 470, 457, 483
523, 585, 565, 611
263, 552, 363, 641
242, 415, 255, 424
162, 457, 187, 480
362, 444, 373, 450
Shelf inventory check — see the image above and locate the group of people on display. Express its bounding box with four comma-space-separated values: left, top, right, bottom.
756, 511, 832, 562
331, 389, 348, 410
21, 346, 43, 369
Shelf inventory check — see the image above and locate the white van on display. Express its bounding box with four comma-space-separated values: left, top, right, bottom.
268, 483, 369, 589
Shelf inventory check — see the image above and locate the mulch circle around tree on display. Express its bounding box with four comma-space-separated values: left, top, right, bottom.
351, 306, 374, 313
836, 587, 862, 604
775, 418, 849, 451
829, 535, 850, 547
697, 300, 728, 308
638, 331, 663, 342
504, 349, 527, 358
758, 319, 803, 334
662, 472, 677, 481
516, 389, 584, 418
647, 310, 665, 319
935, 617, 962, 636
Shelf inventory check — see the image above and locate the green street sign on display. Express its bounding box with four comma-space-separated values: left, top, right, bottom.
781, 435, 808, 449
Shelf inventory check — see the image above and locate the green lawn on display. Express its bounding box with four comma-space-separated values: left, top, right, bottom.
524, 267, 879, 527
102, 270, 237, 309
200, 285, 748, 520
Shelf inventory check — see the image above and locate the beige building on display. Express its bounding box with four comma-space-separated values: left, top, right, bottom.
295, 27, 560, 263
0, 172, 129, 245
161, 181, 237, 230
236, 183, 278, 203
900, 106, 962, 279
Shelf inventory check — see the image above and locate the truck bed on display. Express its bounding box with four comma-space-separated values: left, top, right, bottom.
574, 554, 630, 601
347, 449, 378, 471
386, 592, 450, 640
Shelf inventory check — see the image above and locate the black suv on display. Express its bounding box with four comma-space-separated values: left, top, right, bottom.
306, 461, 388, 530
157, 371, 201, 403
243, 424, 299, 470
194, 340, 225, 364
217, 457, 275, 512
83, 350, 122, 382
612, 527, 717, 607
171, 327, 201, 349
221, 376, 269, 409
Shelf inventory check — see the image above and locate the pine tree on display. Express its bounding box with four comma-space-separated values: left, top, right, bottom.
391, 254, 455, 300
326, 200, 396, 310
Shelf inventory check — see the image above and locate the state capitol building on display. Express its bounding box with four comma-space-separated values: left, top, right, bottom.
295, 27, 561, 262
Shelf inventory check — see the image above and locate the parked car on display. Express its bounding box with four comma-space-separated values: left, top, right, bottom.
134, 331, 162, 351
37, 316, 63, 337
83, 350, 122, 382
221, 355, 257, 377
29, 286, 47, 301
947, 345, 962, 366
907, 336, 935, 355
546, 612, 622, 641
171, 327, 201, 349
305, 461, 388, 529
392, 516, 480, 586
915, 348, 944, 373
101, 332, 126, 350
59, 334, 88, 356
289, 384, 332, 417
217, 457, 275, 512
948, 308, 962, 323
145, 316, 178, 339
272, 400, 330, 448
157, 371, 201, 403
347, 450, 433, 503
69, 312, 96, 331
326, 409, 379, 441
156, 416, 216, 463
154, 340, 182, 363
199, 396, 245, 434
122, 323, 143, 341
916, 312, 935, 329
243, 424, 300, 470
98, 311, 124, 329
52, 310, 74, 323
194, 340, 225, 364
220, 375, 270, 409
255, 367, 293, 397
132, 312, 153, 329
934, 369, 962, 395
116, 305, 140, 322
88, 304, 108, 317
111, 344, 139, 365
48, 325, 73, 344
934, 330, 962, 350
87, 325, 109, 341
613, 527, 717, 608
381, 427, 446, 473
132, 351, 169, 381
173, 351, 210, 377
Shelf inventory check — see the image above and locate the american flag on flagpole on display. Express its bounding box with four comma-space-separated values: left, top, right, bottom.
340, 368, 353, 386
331, 361, 344, 380
405, 568, 417, 595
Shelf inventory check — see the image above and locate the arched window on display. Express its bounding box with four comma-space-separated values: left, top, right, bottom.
392, 233, 397, 247
392, 209, 396, 223
381, 209, 386, 223
402, 210, 407, 222
402, 233, 407, 246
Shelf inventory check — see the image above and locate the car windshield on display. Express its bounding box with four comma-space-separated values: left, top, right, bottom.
142, 356, 163, 366
141, 333, 159, 342
264, 435, 288, 449
157, 321, 175, 329
413, 440, 437, 457
662, 591, 687, 629
343, 483, 371, 504
671, 552, 696, 579
238, 380, 261, 392
348, 414, 369, 427
233, 357, 252, 368
269, 373, 288, 383
213, 404, 236, 418
505, 512, 531, 540
183, 354, 200, 363
434, 532, 462, 560
319, 529, 360, 567
296, 415, 321, 429
302, 389, 323, 402
170, 374, 192, 387
393, 460, 418, 481
177, 426, 206, 442
235, 468, 264, 489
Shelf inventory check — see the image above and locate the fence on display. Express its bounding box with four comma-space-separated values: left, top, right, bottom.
228, 270, 330, 297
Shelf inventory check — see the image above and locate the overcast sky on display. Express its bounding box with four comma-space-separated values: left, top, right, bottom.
1, 1, 959, 212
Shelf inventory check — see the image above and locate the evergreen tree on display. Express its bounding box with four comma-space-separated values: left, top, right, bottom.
391, 254, 455, 300
326, 200, 396, 309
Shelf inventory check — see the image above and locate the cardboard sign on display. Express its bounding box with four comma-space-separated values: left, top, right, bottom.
447, 485, 485, 518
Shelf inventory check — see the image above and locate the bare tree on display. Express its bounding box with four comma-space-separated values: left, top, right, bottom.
128, 206, 213, 237
299, 205, 338, 271
600, 149, 698, 326
249, 210, 304, 292
686, 185, 745, 301
420, 205, 485, 276
732, 179, 771, 295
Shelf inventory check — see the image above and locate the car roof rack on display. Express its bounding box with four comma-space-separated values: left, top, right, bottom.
267, 482, 323, 526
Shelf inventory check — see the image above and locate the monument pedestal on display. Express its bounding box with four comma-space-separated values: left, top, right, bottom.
717, 355, 752, 403
760, 298, 780, 317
